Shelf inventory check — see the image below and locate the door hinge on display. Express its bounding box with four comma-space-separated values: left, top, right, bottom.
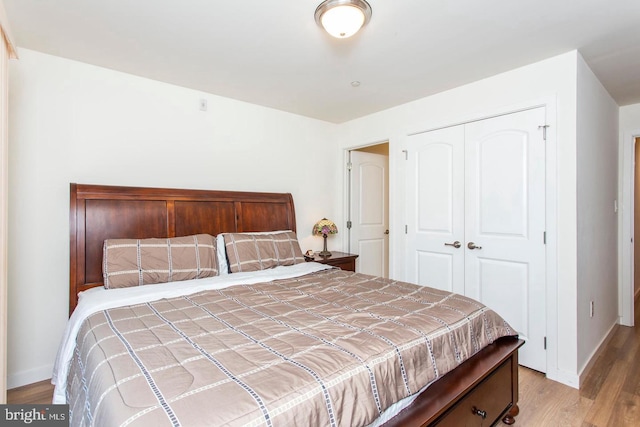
402, 150, 408, 160
405, 225, 408, 234
346, 220, 352, 229
538, 125, 550, 141
543, 231, 546, 244
544, 336, 547, 350
347, 162, 353, 171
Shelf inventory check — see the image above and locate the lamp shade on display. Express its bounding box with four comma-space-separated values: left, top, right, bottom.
313, 218, 338, 236
315, 0, 372, 39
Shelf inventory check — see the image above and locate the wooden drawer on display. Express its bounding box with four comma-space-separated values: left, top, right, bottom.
327, 258, 356, 271
433, 359, 513, 426
309, 252, 358, 272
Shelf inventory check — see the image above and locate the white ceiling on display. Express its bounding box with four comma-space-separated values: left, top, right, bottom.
4, 0, 640, 123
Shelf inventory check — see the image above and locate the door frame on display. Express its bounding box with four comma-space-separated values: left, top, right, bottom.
343, 140, 391, 274
347, 149, 390, 277
619, 129, 640, 327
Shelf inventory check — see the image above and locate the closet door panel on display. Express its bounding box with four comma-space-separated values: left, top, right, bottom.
475, 258, 528, 334
416, 251, 454, 293
464, 107, 546, 373
476, 134, 527, 237
406, 125, 464, 294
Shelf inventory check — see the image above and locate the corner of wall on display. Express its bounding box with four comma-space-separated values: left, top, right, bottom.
575, 50, 620, 370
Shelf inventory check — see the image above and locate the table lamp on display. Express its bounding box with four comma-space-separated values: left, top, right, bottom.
312, 218, 338, 257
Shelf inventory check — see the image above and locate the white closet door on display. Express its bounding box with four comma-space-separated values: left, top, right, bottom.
406, 107, 547, 373
349, 151, 389, 277
464, 107, 546, 372
406, 125, 465, 294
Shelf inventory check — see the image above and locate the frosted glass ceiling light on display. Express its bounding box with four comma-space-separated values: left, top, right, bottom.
315, 0, 372, 39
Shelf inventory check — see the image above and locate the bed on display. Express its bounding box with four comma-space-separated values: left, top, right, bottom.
55, 183, 524, 426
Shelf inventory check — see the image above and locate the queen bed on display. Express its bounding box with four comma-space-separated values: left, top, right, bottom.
54, 183, 524, 426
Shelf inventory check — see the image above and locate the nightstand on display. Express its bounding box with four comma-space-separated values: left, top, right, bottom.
308, 251, 358, 272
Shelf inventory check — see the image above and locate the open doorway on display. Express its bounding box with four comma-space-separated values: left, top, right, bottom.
347, 143, 389, 277
621, 131, 640, 327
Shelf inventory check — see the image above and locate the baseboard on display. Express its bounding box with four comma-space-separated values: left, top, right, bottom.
578, 321, 618, 387
7, 364, 52, 390
545, 368, 580, 389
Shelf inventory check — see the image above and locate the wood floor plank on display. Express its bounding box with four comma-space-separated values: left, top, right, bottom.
516, 366, 594, 426
622, 341, 640, 396
609, 324, 631, 349
580, 343, 619, 401
616, 327, 640, 365
583, 360, 628, 426
607, 391, 640, 426
7, 379, 54, 404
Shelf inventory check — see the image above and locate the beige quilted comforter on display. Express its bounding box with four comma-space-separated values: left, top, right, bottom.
66, 268, 514, 426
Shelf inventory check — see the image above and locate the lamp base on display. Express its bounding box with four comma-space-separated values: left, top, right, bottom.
319, 235, 332, 257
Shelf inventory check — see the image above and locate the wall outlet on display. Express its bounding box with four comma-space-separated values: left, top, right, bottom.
590, 301, 594, 318
199, 98, 208, 111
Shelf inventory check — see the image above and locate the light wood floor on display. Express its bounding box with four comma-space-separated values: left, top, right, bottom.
8, 303, 640, 426
506, 300, 640, 427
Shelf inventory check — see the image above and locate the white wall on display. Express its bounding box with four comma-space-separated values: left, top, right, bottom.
7, 49, 339, 387
7, 47, 621, 390
337, 51, 581, 386
575, 54, 619, 373
620, 104, 640, 138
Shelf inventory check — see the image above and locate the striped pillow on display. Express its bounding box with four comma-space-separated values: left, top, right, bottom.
223, 231, 304, 273
103, 234, 218, 289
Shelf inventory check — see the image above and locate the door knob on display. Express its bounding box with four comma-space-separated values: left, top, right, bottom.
384, 229, 390, 235
444, 241, 461, 249
467, 242, 482, 250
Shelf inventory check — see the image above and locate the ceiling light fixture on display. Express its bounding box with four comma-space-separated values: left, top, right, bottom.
314, 0, 372, 39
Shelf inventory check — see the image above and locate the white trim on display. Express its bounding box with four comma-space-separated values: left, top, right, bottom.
7, 364, 54, 390
578, 321, 618, 386
0, 13, 9, 403
548, 370, 580, 389
541, 96, 560, 383
619, 129, 640, 326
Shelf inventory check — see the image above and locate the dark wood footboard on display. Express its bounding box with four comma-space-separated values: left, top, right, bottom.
386, 336, 524, 426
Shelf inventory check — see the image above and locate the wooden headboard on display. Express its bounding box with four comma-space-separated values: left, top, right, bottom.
69, 183, 297, 315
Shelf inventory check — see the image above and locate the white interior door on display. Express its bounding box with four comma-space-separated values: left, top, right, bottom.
406, 125, 465, 293
406, 108, 547, 373
349, 151, 389, 277
464, 107, 546, 372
